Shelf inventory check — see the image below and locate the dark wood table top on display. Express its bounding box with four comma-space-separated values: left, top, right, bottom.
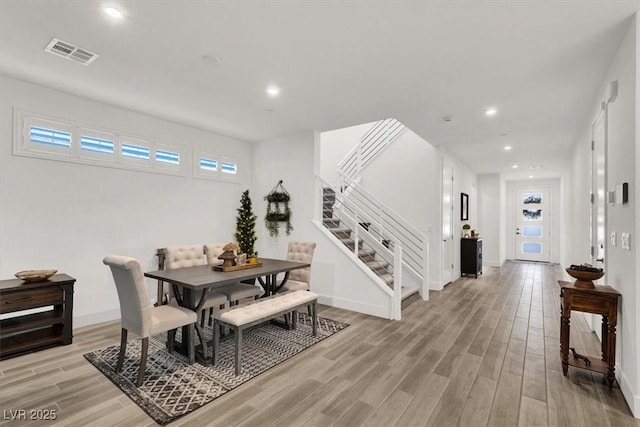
144, 258, 309, 290
0, 274, 76, 292
557, 280, 621, 296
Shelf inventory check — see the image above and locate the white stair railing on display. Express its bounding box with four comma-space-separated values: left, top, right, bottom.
337, 118, 406, 182
337, 174, 428, 293
317, 175, 429, 309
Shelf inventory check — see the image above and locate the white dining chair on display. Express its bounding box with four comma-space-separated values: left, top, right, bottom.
279, 241, 316, 292
103, 255, 205, 386
163, 245, 228, 327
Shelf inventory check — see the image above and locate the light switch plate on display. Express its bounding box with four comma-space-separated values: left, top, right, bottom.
621, 233, 631, 250
610, 231, 617, 246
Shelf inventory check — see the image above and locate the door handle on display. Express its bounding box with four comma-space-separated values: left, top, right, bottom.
596, 258, 604, 262
516, 232, 521, 235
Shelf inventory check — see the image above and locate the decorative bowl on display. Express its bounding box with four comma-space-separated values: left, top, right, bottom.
565, 267, 604, 289
15, 269, 57, 283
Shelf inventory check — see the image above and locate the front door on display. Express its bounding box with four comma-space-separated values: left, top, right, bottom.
515, 187, 551, 262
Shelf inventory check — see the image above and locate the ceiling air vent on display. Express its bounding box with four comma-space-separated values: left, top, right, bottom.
44, 38, 99, 65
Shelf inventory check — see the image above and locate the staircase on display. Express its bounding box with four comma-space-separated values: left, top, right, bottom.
322, 187, 421, 309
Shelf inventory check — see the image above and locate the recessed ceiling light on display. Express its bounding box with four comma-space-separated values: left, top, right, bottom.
103, 7, 123, 19
266, 86, 280, 97
504, 145, 512, 151
512, 164, 519, 169
485, 108, 498, 116
529, 175, 534, 179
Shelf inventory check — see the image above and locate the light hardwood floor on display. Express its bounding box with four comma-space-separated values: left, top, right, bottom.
1, 261, 638, 426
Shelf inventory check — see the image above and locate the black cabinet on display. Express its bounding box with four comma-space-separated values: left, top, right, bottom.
461, 238, 482, 278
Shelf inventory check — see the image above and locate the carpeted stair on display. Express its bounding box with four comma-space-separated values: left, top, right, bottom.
322, 187, 419, 308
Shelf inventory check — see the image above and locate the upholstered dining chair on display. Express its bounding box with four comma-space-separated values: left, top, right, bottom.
163, 245, 228, 327
204, 243, 263, 304
279, 241, 317, 293
103, 255, 204, 387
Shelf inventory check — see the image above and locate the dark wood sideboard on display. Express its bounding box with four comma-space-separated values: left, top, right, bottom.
461, 238, 482, 278
0, 274, 76, 359
558, 280, 620, 387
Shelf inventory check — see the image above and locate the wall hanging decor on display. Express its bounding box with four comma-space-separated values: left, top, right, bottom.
264, 180, 293, 237
461, 192, 469, 221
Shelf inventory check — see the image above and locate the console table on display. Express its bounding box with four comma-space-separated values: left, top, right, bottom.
0, 274, 76, 359
558, 280, 620, 387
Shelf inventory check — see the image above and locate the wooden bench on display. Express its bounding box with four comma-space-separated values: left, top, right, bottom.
212, 290, 318, 375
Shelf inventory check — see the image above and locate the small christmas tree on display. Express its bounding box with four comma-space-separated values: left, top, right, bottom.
235, 190, 257, 257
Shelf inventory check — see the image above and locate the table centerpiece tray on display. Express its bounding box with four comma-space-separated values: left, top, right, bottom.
213, 261, 263, 272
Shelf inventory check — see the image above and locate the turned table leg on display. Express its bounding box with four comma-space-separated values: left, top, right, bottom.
606, 322, 617, 387
560, 304, 571, 376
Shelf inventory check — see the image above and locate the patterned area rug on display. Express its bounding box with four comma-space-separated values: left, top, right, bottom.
84, 313, 349, 425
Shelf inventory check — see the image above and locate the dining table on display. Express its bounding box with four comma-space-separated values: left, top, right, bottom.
144, 258, 310, 363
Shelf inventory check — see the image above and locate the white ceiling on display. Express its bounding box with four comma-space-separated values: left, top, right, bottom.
1, 1, 638, 180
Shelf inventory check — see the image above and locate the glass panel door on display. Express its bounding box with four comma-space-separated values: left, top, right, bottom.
515, 187, 550, 262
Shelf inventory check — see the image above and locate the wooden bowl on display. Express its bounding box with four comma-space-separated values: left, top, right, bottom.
15, 269, 57, 283
565, 268, 604, 289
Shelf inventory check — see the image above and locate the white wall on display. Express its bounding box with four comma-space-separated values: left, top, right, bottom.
252, 130, 395, 318
251, 130, 317, 258
478, 173, 505, 267
441, 147, 478, 285
602, 17, 638, 415
0, 76, 252, 327
319, 122, 372, 186
567, 16, 639, 416
358, 128, 441, 288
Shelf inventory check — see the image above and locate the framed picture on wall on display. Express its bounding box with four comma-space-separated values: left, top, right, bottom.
461, 193, 469, 221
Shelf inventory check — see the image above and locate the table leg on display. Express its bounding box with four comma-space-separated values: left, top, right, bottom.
601, 315, 608, 361
180, 288, 195, 356
273, 272, 291, 294
606, 322, 617, 387
560, 305, 570, 376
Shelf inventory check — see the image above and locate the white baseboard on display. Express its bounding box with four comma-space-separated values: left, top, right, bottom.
483, 260, 502, 267
74, 308, 120, 329
618, 366, 640, 418
318, 294, 391, 319
430, 280, 444, 291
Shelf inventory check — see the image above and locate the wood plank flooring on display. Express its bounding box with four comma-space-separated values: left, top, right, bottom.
0, 261, 638, 426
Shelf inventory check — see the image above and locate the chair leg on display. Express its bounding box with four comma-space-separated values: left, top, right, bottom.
200, 309, 206, 328
292, 310, 298, 329
136, 337, 149, 387
208, 307, 214, 326
312, 302, 317, 336
235, 327, 242, 376
187, 323, 195, 365
167, 328, 175, 353
194, 322, 208, 365
116, 328, 127, 373
212, 320, 219, 365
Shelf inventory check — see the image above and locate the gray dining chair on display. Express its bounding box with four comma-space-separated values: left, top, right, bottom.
103, 255, 204, 386
204, 243, 263, 304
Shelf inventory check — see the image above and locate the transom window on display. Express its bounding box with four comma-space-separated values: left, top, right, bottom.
15, 110, 185, 176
